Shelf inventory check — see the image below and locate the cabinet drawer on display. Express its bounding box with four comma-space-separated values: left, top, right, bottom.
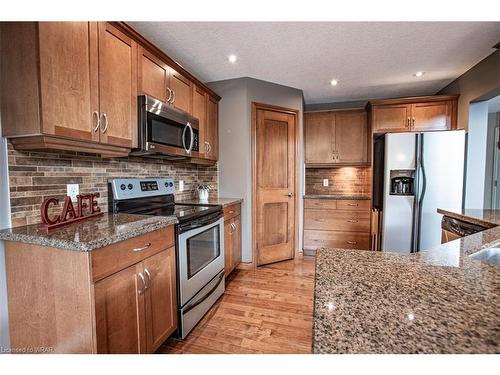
304, 230, 370, 250
224, 203, 241, 221
336, 200, 370, 211
91, 226, 174, 282
304, 209, 370, 232
304, 199, 337, 210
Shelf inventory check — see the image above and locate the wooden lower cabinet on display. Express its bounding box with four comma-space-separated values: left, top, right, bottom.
303, 198, 371, 255
5, 226, 177, 353
224, 203, 242, 276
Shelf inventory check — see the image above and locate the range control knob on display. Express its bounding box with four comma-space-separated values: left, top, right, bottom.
165, 182, 169, 188
120, 184, 126, 191
169, 182, 174, 187
128, 184, 133, 190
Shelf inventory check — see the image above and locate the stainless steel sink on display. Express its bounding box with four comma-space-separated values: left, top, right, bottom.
469, 248, 500, 266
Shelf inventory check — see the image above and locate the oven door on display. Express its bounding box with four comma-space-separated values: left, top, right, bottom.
139, 95, 199, 158
177, 216, 224, 307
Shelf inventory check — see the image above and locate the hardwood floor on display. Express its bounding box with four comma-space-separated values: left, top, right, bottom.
158, 255, 315, 354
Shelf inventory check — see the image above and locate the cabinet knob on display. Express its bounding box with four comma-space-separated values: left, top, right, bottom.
167, 87, 173, 103
100, 113, 108, 134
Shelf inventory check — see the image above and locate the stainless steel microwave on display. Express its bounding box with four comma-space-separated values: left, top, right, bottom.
133, 95, 200, 159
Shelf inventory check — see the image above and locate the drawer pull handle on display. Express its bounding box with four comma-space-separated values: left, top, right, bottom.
347, 220, 359, 223
347, 203, 358, 206
133, 243, 152, 252
347, 240, 357, 245
228, 210, 234, 214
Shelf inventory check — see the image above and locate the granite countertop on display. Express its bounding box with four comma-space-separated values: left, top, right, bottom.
313, 240, 500, 353
0, 213, 178, 252
438, 208, 500, 229
176, 197, 243, 208
304, 194, 371, 200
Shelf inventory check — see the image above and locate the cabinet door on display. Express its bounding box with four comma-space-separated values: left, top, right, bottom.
192, 85, 207, 156
205, 95, 219, 161
143, 247, 177, 353
98, 22, 137, 149
411, 101, 452, 131
169, 69, 192, 113
231, 215, 242, 270
304, 112, 334, 164
38, 22, 99, 142
372, 104, 411, 133
138, 47, 169, 102
94, 263, 146, 354
224, 219, 233, 276
335, 110, 368, 164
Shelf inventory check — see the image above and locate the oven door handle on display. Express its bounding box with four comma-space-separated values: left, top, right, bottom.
183, 272, 224, 314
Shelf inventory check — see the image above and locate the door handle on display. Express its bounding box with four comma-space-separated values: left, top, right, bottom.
286, 192, 294, 197
92, 111, 100, 132
186, 122, 194, 154
144, 268, 152, 289
167, 87, 173, 103
407, 117, 410, 128
171, 89, 176, 104
137, 272, 147, 294
100, 113, 108, 133
412, 117, 415, 128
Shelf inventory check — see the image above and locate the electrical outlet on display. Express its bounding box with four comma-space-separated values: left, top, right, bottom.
323, 179, 329, 187
67, 184, 79, 202
178, 180, 184, 192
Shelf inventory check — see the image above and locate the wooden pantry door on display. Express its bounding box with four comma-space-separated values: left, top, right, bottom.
253, 103, 298, 266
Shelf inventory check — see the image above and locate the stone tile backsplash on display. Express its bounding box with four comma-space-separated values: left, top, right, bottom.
6, 143, 218, 227
305, 167, 372, 196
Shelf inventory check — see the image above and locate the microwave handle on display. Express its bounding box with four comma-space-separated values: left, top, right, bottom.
182, 124, 188, 153
187, 122, 194, 154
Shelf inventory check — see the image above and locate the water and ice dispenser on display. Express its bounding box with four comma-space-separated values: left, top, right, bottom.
389, 170, 415, 196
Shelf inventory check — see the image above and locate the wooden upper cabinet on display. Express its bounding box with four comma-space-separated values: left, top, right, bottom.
98, 22, 137, 149
335, 110, 368, 164
94, 262, 146, 354
192, 85, 207, 156
169, 69, 192, 113
371, 104, 411, 133
205, 95, 219, 161
370, 95, 458, 134
38, 22, 98, 142
304, 112, 334, 164
411, 101, 453, 131
143, 247, 177, 353
138, 46, 169, 102
305, 109, 368, 166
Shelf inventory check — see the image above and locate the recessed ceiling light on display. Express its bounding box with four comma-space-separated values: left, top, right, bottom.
414, 71, 425, 77
228, 54, 237, 63
330, 79, 338, 86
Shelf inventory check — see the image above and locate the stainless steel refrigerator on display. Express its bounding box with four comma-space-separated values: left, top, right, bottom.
375, 130, 465, 253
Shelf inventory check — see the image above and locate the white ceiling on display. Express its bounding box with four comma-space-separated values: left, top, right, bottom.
130, 22, 500, 104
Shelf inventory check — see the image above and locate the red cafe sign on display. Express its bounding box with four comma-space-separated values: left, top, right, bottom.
40, 193, 103, 230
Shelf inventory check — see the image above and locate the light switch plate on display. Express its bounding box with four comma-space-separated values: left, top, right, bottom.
178, 180, 184, 192
323, 179, 329, 187
67, 184, 79, 202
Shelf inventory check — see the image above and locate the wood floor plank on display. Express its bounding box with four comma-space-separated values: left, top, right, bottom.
157, 256, 315, 354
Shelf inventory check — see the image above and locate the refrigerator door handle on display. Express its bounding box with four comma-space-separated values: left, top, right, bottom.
416, 134, 427, 253
411, 134, 420, 253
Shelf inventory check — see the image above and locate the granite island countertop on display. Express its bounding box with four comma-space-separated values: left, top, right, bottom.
176, 197, 243, 207
0, 213, 178, 252
313, 242, 500, 353
304, 194, 371, 200
437, 208, 500, 229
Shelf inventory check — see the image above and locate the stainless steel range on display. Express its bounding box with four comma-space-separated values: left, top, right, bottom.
109, 177, 224, 339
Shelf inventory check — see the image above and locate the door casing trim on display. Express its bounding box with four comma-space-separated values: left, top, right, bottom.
251, 102, 300, 268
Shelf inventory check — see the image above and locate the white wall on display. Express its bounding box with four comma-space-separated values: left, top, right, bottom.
465, 101, 489, 209
483, 112, 498, 209
208, 77, 304, 263
0, 136, 11, 350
